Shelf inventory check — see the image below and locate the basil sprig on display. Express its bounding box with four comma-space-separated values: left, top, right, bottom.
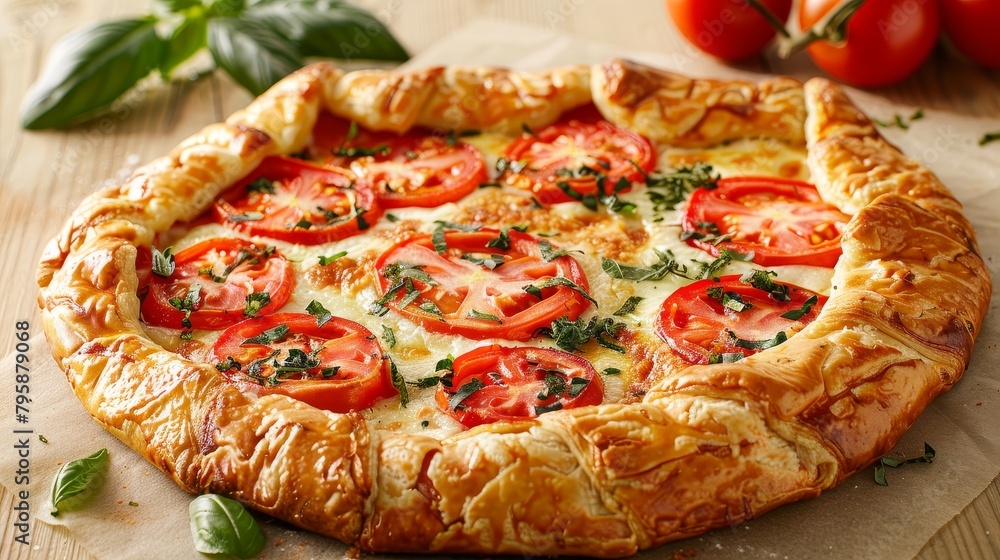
189, 494, 266, 559
22, 0, 408, 129
50, 448, 109, 516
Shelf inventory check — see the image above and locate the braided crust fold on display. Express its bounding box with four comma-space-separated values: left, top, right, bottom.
37, 60, 990, 557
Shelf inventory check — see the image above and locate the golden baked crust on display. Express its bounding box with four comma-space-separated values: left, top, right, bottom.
36, 60, 990, 557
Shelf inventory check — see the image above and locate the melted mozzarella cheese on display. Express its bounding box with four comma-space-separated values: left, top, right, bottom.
143, 131, 834, 439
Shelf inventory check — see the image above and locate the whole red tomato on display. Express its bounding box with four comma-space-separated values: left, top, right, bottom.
666, 0, 793, 61
799, 0, 940, 87
941, 0, 1000, 69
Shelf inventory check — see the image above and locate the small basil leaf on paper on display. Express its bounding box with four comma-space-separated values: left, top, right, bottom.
50, 448, 109, 516
189, 494, 266, 558
21, 18, 163, 130
207, 17, 304, 96
160, 12, 208, 79
247, 1, 408, 62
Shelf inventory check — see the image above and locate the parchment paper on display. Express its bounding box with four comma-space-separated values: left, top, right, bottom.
3, 19, 1000, 560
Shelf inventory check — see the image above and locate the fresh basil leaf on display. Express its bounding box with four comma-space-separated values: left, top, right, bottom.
151, 246, 175, 278
160, 12, 207, 79
540, 316, 625, 354
208, 17, 303, 96
780, 295, 819, 320
874, 443, 935, 486
22, 18, 163, 129
246, 2, 408, 62
534, 402, 563, 415
525, 276, 597, 307
50, 448, 109, 516
729, 330, 787, 351
246, 177, 275, 195
602, 367, 621, 375
305, 300, 332, 327
189, 494, 265, 558
612, 296, 643, 317
601, 250, 690, 282
538, 240, 575, 262
448, 378, 484, 410
567, 377, 590, 397
740, 270, 790, 301
468, 309, 502, 323
980, 132, 1000, 146
637, 161, 719, 213
242, 324, 289, 345
432, 223, 448, 254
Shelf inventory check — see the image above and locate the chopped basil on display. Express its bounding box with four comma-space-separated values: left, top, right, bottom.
521, 122, 537, 137
495, 156, 526, 174
386, 213, 399, 223
180, 330, 193, 340
246, 177, 275, 194
601, 250, 690, 282
305, 300, 332, 326
200, 249, 254, 283
419, 301, 443, 316
318, 251, 348, 266
215, 356, 241, 372
708, 352, 745, 364
242, 324, 290, 345
538, 372, 566, 400
729, 330, 788, 351
431, 223, 448, 254
681, 221, 732, 245
486, 225, 528, 250
435, 355, 455, 373
461, 253, 505, 269
980, 132, 1000, 146
697, 249, 754, 279
612, 296, 643, 317
634, 161, 718, 213
409, 375, 442, 388
381, 262, 438, 286
150, 246, 175, 278
602, 367, 621, 376
355, 206, 370, 230
539, 316, 625, 353
272, 348, 320, 374
873, 109, 923, 130
242, 292, 270, 318
780, 295, 819, 320
554, 180, 599, 211
381, 325, 396, 349
389, 358, 409, 407
523, 276, 598, 306
321, 366, 340, 378
468, 309, 502, 323
567, 377, 590, 397
334, 124, 390, 158
874, 443, 935, 486
534, 402, 563, 415
740, 270, 790, 301
707, 287, 753, 313
168, 283, 201, 328
227, 211, 264, 223
449, 378, 485, 410
538, 240, 578, 262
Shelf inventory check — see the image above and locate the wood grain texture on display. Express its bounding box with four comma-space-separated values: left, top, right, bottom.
1, 0, 998, 558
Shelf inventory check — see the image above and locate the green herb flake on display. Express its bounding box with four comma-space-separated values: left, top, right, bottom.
468, 309, 502, 323
389, 358, 409, 407
39, 434, 49, 444
215, 356, 240, 372
246, 177, 275, 194
740, 270, 790, 301
538, 240, 577, 262
305, 299, 333, 327
524, 276, 598, 307
979, 132, 1000, 146
128, 500, 139, 507
51, 448, 109, 516
449, 378, 485, 410
729, 330, 788, 351
602, 367, 621, 376
567, 377, 590, 397
602, 250, 690, 283
243, 292, 271, 318
613, 296, 644, 317
534, 402, 563, 415
168, 283, 201, 328
780, 294, 819, 320
380, 325, 396, 349
151, 246, 175, 278
874, 443, 935, 486
636, 161, 719, 213
242, 324, 290, 345
180, 330, 193, 340
432, 223, 448, 254
318, 251, 348, 265
486, 225, 528, 250
540, 316, 625, 354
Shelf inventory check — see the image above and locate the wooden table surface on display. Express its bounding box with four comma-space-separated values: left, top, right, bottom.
1, 1, 998, 558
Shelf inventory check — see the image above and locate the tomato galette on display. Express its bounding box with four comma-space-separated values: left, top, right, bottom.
36, 59, 991, 557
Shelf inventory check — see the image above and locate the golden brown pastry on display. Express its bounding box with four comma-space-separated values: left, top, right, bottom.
36, 59, 990, 557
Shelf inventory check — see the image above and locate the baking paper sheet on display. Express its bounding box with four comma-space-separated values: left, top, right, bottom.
3, 19, 999, 560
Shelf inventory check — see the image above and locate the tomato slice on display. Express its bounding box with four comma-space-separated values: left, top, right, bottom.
309, 112, 487, 208
141, 238, 293, 330
209, 313, 395, 413
435, 345, 603, 428
501, 119, 655, 205
681, 177, 850, 267
657, 274, 827, 365
374, 229, 592, 341
214, 156, 382, 245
